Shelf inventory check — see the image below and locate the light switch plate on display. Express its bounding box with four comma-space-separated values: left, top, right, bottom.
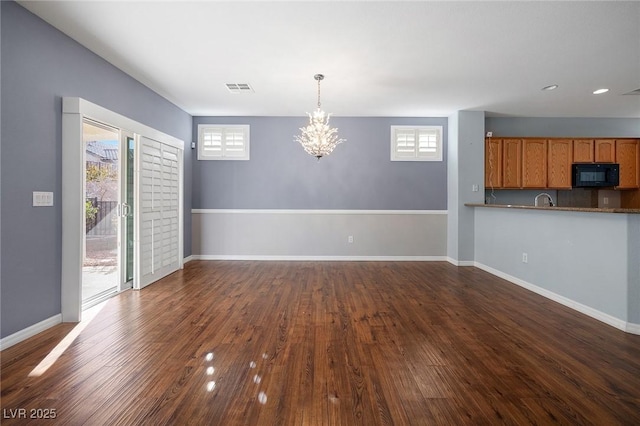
33, 191, 54, 207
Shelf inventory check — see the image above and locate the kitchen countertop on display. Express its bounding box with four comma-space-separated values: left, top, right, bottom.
465, 203, 640, 214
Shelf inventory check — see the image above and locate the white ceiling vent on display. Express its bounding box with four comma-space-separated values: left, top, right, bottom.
225, 83, 254, 93
623, 88, 640, 95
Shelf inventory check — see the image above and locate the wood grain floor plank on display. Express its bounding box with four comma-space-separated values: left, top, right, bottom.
2, 261, 640, 425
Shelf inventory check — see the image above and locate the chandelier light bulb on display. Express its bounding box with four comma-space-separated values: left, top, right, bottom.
294, 74, 345, 160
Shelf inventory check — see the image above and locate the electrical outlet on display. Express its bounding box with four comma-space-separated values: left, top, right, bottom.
522, 253, 528, 263
603, 197, 609, 205
472, 184, 479, 192
348, 236, 353, 244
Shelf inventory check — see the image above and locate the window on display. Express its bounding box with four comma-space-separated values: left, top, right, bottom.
198, 125, 250, 160
390, 126, 443, 161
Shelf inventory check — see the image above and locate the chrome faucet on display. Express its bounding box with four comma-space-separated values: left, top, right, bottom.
534, 192, 554, 207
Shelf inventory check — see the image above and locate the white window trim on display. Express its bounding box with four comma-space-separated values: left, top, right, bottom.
390, 125, 443, 162
197, 124, 250, 161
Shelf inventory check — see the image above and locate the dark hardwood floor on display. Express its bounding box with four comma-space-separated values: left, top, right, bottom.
2, 261, 640, 425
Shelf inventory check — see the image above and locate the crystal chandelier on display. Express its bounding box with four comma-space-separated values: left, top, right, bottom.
294, 74, 345, 160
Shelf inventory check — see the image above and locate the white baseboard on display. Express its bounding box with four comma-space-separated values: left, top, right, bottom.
183, 255, 194, 264
626, 322, 640, 335
0, 314, 63, 351
474, 262, 636, 334
193, 209, 447, 215
446, 257, 475, 267
191, 255, 448, 262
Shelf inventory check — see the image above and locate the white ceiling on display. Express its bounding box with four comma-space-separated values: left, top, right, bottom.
18, 1, 640, 118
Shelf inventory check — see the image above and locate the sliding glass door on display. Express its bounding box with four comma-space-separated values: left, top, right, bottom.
124, 134, 135, 284
62, 97, 184, 321
82, 120, 134, 306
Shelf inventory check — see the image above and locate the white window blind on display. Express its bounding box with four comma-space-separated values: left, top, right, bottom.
198, 125, 250, 160
391, 126, 443, 161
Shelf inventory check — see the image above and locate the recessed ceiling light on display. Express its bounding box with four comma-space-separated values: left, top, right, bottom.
593, 88, 609, 95
541, 84, 558, 91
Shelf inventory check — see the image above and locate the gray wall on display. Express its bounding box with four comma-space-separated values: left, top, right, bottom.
629, 216, 640, 323
447, 111, 485, 263
475, 207, 634, 323
478, 116, 640, 327
0, 2, 192, 338
192, 116, 448, 210
485, 117, 640, 138
192, 211, 447, 258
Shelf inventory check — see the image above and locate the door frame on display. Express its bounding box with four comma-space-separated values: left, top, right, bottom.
62, 98, 183, 322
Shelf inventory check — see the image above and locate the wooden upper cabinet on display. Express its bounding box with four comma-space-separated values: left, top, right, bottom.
502, 139, 522, 188
616, 139, 639, 189
485, 138, 503, 188
548, 139, 573, 189
573, 139, 594, 162
595, 139, 616, 162
483, 137, 639, 192
522, 139, 547, 188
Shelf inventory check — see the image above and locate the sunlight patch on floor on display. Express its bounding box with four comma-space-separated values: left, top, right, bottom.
28, 301, 108, 377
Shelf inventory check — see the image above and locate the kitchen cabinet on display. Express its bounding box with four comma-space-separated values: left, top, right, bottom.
548, 139, 573, 188
485, 138, 502, 188
573, 139, 594, 162
522, 139, 547, 188
502, 139, 522, 188
595, 139, 616, 162
616, 139, 639, 189
483, 137, 640, 192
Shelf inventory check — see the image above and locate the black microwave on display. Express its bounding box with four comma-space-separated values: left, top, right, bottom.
572, 163, 619, 187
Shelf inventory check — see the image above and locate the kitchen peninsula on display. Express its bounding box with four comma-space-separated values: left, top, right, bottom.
467, 203, 640, 214
467, 202, 640, 335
